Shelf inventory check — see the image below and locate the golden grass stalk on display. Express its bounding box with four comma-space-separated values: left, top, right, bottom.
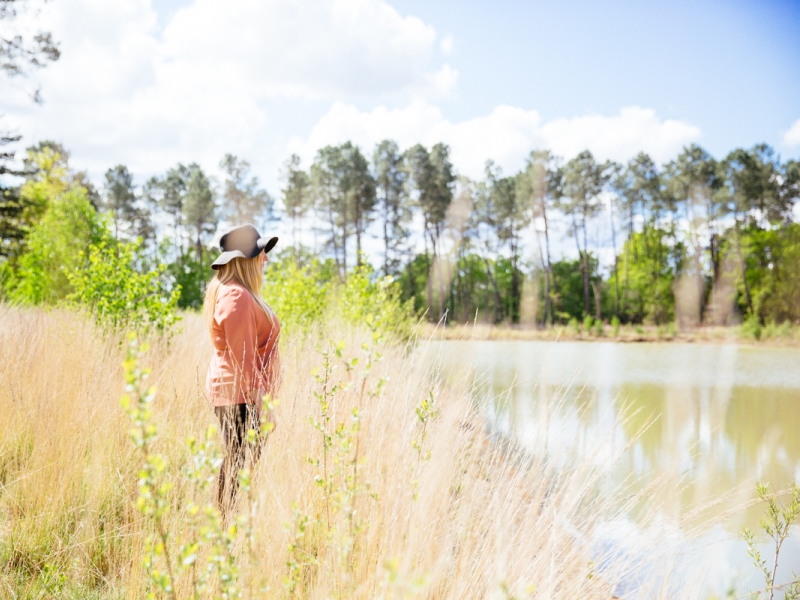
0, 306, 706, 598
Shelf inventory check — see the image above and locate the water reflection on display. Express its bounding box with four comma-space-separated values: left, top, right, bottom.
428, 340, 800, 595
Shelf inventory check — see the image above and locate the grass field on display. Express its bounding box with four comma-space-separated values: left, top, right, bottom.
0, 306, 709, 599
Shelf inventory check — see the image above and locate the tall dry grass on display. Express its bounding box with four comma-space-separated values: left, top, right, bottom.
0, 306, 701, 598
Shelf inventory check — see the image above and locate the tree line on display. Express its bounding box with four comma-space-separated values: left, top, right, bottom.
1, 1, 799, 329
1, 138, 799, 327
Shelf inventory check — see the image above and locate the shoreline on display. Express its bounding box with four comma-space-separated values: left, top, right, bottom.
420, 322, 800, 347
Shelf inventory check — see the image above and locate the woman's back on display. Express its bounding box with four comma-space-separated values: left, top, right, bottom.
206, 280, 281, 409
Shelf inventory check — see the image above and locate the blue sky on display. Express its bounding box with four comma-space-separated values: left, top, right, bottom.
388, 0, 800, 157
2, 0, 798, 192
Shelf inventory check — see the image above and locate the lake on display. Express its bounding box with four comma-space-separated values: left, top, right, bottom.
427, 339, 800, 597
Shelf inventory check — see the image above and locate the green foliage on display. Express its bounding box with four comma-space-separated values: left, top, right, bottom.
264, 251, 415, 340
67, 238, 181, 335
263, 255, 332, 333
166, 246, 213, 311
613, 225, 681, 325
0, 145, 48, 262
593, 318, 604, 337
7, 139, 800, 334
397, 252, 431, 316
762, 320, 794, 341
569, 317, 580, 335
550, 256, 601, 322
400, 251, 526, 325
740, 314, 762, 341
6, 185, 104, 304
310, 143, 376, 278
611, 316, 621, 337
739, 224, 800, 324
582, 315, 593, 333
742, 481, 800, 599
337, 260, 416, 340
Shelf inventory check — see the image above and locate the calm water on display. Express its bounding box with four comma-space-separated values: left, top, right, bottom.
427, 340, 800, 596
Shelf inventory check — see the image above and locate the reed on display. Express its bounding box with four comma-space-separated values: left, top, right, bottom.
0, 305, 700, 598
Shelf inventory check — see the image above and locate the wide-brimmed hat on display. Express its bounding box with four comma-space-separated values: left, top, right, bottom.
211, 224, 278, 270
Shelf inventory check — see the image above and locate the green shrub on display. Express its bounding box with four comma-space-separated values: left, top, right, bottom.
336, 261, 416, 340
263, 254, 416, 340
742, 481, 800, 599
568, 317, 580, 335
263, 258, 331, 333
611, 316, 621, 337
67, 238, 181, 335
740, 314, 762, 341
7, 186, 104, 305
762, 320, 792, 340
582, 315, 593, 333
167, 247, 214, 311
593, 319, 603, 337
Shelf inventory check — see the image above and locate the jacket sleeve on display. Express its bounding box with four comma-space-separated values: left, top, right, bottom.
215, 287, 259, 398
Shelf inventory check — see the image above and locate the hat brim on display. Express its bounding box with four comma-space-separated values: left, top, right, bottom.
258, 236, 279, 254
211, 236, 279, 270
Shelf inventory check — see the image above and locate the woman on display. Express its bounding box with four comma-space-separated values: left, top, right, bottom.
203, 224, 281, 516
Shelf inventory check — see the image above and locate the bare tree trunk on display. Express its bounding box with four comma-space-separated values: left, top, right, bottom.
592, 281, 602, 321
433, 225, 447, 321
482, 254, 503, 324
292, 214, 297, 260
532, 224, 548, 327
608, 203, 619, 318
541, 201, 555, 326
621, 205, 635, 320
510, 239, 520, 324
354, 195, 362, 267
733, 217, 754, 315
327, 209, 342, 279
579, 215, 590, 317
423, 221, 433, 319
383, 195, 389, 276
355, 226, 361, 267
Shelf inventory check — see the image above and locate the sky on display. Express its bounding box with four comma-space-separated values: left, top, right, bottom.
1, 0, 799, 201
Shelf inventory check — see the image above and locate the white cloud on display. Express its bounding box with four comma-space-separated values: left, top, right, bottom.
292, 102, 702, 179
783, 118, 800, 147
160, 0, 443, 101
0, 0, 452, 182
440, 34, 454, 55
423, 64, 459, 97
540, 107, 702, 164
0, 0, 702, 200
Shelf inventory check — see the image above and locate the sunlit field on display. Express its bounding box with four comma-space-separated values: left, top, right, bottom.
0, 306, 711, 599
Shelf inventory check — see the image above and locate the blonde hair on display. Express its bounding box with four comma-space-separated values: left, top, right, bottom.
203, 255, 270, 335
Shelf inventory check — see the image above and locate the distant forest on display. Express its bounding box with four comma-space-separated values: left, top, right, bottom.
1, 138, 799, 327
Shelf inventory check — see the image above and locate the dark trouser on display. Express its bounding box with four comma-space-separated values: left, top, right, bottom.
215, 403, 261, 518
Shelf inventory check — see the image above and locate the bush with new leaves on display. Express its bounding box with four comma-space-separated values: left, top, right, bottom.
336, 260, 416, 340
263, 257, 330, 333
263, 254, 417, 340
67, 238, 181, 335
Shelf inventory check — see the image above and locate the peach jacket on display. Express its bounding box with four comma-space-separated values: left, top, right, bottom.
206, 281, 281, 410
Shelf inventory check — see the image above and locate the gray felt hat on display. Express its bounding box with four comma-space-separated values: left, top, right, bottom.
211, 224, 278, 270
